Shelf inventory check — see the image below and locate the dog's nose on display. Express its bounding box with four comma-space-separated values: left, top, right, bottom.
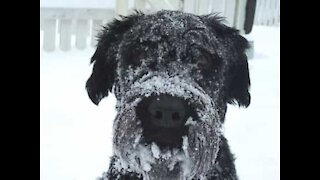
147, 95, 186, 128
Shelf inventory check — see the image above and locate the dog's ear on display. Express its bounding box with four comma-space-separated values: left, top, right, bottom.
86, 13, 142, 105
202, 14, 251, 107
226, 39, 251, 108
224, 28, 251, 108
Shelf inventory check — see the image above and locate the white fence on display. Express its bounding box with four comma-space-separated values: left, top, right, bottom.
254, 0, 280, 26
40, 8, 115, 52
40, 0, 279, 52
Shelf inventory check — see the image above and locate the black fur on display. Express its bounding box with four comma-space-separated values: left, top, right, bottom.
86, 10, 250, 180
102, 137, 237, 180
86, 13, 142, 105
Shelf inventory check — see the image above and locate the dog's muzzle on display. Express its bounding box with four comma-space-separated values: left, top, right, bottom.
112, 73, 223, 179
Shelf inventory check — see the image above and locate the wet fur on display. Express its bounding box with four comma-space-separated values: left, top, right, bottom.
86, 10, 250, 180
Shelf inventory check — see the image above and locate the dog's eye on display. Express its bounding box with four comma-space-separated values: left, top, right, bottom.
196, 54, 211, 68
194, 52, 222, 71
190, 51, 212, 70
127, 51, 146, 66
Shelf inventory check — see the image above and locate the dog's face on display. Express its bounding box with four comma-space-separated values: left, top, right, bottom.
86, 10, 250, 179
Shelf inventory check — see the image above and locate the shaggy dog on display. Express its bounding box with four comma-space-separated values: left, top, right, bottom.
86, 10, 250, 180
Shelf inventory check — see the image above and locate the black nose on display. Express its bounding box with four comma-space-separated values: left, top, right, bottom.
136, 95, 192, 147
147, 95, 186, 128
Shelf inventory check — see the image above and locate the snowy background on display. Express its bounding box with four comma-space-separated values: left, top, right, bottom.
40, 2, 280, 180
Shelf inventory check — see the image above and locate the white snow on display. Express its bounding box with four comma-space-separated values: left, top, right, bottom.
151, 143, 160, 159
185, 117, 196, 126
40, 25, 279, 180
137, 145, 155, 172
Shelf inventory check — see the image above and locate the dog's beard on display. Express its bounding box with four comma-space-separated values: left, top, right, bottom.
112, 73, 223, 179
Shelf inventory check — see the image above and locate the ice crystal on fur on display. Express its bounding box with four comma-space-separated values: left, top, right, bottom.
185, 117, 197, 126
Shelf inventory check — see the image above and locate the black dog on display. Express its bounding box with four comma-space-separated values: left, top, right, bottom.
86, 10, 250, 180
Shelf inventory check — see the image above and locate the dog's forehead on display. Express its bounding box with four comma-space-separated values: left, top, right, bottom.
117, 11, 226, 60
128, 11, 210, 42
141, 11, 205, 30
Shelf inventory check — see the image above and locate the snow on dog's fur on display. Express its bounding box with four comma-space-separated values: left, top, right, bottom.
86, 10, 250, 180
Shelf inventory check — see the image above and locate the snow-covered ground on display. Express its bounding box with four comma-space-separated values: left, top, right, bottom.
40, 25, 279, 180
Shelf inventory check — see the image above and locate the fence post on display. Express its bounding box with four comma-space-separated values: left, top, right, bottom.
91, 19, 103, 47
134, 0, 146, 11
183, 0, 195, 14
271, 0, 280, 26
75, 19, 89, 50
261, 0, 267, 25
42, 19, 56, 52
197, 0, 210, 15
116, 0, 128, 17
59, 19, 73, 51
276, 0, 280, 25
224, 0, 237, 27
211, 0, 225, 14
233, 0, 247, 33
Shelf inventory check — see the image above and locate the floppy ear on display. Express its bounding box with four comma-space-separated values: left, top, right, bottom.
202, 14, 251, 107
225, 30, 251, 107
86, 13, 142, 105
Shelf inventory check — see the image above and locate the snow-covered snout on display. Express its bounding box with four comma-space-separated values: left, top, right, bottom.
111, 69, 223, 179
86, 10, 251, 180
